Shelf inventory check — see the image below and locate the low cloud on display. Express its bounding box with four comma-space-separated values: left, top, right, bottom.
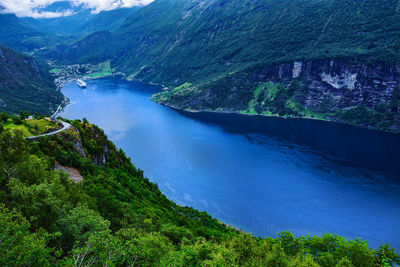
0, 0, 154, 18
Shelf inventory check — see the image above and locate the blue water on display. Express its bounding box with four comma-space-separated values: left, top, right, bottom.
60, 77, 400, 250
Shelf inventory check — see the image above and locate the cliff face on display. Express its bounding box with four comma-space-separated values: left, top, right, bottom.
250, 60, 399, 113
154, 60, 400, 133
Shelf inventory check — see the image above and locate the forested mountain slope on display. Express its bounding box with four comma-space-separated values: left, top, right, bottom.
0, 118, 398, 266
49, 0, 400, 132
56, 0, 400, 74
0, 43, 63, 114
0, 14, 69, 52
0, 3, 140, 52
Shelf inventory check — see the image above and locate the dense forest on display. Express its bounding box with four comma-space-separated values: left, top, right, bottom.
0, 116, 398, 266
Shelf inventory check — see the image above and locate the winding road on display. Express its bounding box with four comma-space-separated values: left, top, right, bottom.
26, 121, 71, 140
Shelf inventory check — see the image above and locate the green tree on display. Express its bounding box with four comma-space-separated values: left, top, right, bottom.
19, 110, 30, 120
0, 205, 55, 266
375, 243, 400, 266
160, 223, 194, 245
230, 234, 257, 265
9, 174, 69, 230
12, 114, 23, 125
56, 204, 110, 250
0, 112, 8, 122
0, 130, 27, 185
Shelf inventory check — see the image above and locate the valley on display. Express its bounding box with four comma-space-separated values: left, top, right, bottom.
0, 0, 400, 265
42, 0, 400, 133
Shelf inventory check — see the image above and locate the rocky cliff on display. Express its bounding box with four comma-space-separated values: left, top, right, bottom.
153, 60, 400, 133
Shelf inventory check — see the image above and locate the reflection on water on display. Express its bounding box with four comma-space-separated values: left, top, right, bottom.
60, 77, 400, 250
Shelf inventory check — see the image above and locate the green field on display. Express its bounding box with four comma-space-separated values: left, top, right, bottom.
3, 118, 58, 137
3, 122, 33, 137
87, 60, 112, 78
49, 68, 62, 73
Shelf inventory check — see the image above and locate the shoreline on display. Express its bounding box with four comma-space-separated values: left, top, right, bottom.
51, 95, 70, 119
54, 72, 399, 135
56, 73, 399, 135
151, 99, 400, 136
153, 100, 400, 136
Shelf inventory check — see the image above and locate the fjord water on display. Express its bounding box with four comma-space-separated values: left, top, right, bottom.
60, 77, 400, 249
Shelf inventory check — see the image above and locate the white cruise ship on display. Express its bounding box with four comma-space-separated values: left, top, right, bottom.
76, 79, 87, 88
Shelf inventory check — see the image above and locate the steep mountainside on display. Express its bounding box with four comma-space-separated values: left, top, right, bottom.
0, 4, 139, 52
0, 43, 63, 114
49, 0, 400, 132
55, 0, 400, 76
154, 59, 400, 132
0, 14, 68, 52
0, 119, 398, 265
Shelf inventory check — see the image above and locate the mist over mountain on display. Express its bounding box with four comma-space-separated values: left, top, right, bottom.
0, 13, 68, 51
21, 5, 141, 36
0, 0, 152, 18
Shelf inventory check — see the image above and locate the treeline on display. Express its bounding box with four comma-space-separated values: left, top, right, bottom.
0, 118, 398, 266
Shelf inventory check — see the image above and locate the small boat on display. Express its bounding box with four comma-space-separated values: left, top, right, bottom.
76, 79, 87, 88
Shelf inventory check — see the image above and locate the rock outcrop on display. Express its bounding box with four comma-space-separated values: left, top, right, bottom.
154, 60, 400, 132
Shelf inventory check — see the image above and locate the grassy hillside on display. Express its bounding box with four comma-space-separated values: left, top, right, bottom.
0, 114, 59, 137
0, 118, 398, 266
0, 43, 63, 114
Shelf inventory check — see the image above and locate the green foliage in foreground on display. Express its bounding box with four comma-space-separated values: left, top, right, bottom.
0, 119, 398, 266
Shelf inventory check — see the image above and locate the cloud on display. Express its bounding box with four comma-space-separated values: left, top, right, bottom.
0, 0, 154, 18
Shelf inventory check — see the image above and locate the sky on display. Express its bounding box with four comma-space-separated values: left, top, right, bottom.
0, 0, 154, 18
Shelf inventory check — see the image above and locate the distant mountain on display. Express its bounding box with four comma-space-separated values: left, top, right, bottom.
0, 3, 140, 52
21, 6, 141, 37
0, 14, 63, 51
37, 1, 84, 13
47, 0, 400, 132
0, 43, 63, 114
